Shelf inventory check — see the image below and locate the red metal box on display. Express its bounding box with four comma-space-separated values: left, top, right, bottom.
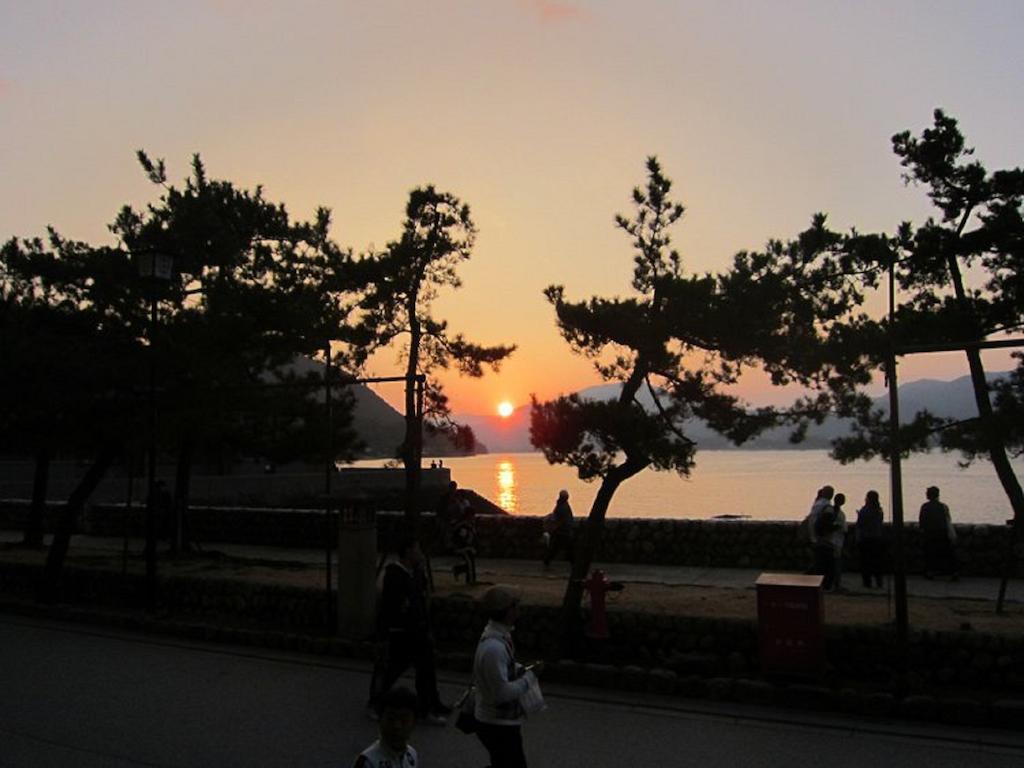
755, 572, 824, 676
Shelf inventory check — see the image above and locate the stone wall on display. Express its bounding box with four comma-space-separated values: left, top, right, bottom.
0, 466, 453, 509
0, 501, 1014, 576
380, 513, 1014, 578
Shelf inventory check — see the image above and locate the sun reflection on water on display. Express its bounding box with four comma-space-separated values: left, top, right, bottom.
496, 459, 517, 513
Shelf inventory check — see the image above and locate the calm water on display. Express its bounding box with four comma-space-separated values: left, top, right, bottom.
353, 450, 1023, 524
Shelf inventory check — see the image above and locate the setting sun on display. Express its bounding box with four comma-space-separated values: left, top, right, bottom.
497, 401, 514, 418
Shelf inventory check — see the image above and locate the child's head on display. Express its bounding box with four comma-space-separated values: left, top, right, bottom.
378, 686, 418, 751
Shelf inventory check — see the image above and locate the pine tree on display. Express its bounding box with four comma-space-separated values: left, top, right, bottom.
532, 158, 866, 648
353, 186, 515, 519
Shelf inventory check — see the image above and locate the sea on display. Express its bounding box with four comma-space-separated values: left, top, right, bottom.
350, 450, 1024, 525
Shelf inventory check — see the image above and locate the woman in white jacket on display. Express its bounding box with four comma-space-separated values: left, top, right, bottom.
473, 585, 540, 768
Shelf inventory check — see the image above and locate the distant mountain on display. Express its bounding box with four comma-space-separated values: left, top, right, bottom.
284, 357, 478, 458
454, 372, 1012, 454
349, 386, 483, 458
883, 373, 1008, 422
347, 385, 407, 457
458, 406, 534, 453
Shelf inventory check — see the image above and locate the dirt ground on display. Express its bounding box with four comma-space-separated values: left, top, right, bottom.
7, 545, 1023, 638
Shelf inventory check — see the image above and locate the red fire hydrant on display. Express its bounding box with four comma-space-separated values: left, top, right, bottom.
583, 569, 624, 639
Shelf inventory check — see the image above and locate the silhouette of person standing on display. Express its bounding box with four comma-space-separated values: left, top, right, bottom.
542, 490, 574, 568
855, 490, 886, 588
809, 485, 836, 589
830, 492, 848, 592
919, 486, 958, 580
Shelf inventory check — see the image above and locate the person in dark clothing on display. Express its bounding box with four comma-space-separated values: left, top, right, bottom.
919, 485, 958, 580
811, 495, 835, 593
855, 489, 886, 588
451, 495, 478, 584
830, 492, 848, 592
542, 490, 574, 568
810, 485, 836, 590
367, 535, 450, 724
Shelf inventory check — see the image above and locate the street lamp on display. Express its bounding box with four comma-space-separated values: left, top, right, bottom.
135, 249, 173, 610
136, 251, 174, 282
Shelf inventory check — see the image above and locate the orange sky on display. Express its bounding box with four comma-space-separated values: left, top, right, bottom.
2, 1, 1021, 415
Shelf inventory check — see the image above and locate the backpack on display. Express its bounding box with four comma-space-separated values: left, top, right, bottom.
796, 514, 814, 543
814, 505, 835, 539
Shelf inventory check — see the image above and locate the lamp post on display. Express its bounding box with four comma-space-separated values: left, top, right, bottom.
886, 255, 909, 663
136, 250, 173, 610
324, 339, 334, 634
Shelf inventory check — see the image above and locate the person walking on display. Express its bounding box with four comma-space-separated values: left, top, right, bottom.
855, 490, 886, 588
366, 534, 450, 725
542, 490, 574, 568
354, 686, 419, 768
473, 584, 541, 768
451, 495, 478, 584
919, 485, 958, 580
830, 492, 849, 592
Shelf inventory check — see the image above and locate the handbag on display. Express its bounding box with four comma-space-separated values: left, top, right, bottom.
518, 671, 546, 715
454, 685, 478, 734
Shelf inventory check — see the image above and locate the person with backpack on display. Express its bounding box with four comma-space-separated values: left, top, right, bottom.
809, 485, 837, 590
800, 487, 830, 566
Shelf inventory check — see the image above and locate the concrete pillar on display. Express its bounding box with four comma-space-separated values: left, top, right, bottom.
336, 501, 378, 638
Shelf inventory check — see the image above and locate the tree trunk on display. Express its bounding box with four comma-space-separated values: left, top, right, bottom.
39, 442, 120, 603
403, 291, 423, 527
23, 446, 50, 547
557, 359, 652, 652
944, 248, 1024, 611
559, 462, 646, 655
961, 347, 1024, 519
171, 439, 194, 554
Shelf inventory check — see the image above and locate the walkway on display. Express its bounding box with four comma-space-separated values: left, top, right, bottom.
2, 530, 1019, 603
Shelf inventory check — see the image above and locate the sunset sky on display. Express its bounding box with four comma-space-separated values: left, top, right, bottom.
3, 1, 1022, 416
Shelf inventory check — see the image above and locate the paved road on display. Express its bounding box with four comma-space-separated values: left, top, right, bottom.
2, 617, 1023, 767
